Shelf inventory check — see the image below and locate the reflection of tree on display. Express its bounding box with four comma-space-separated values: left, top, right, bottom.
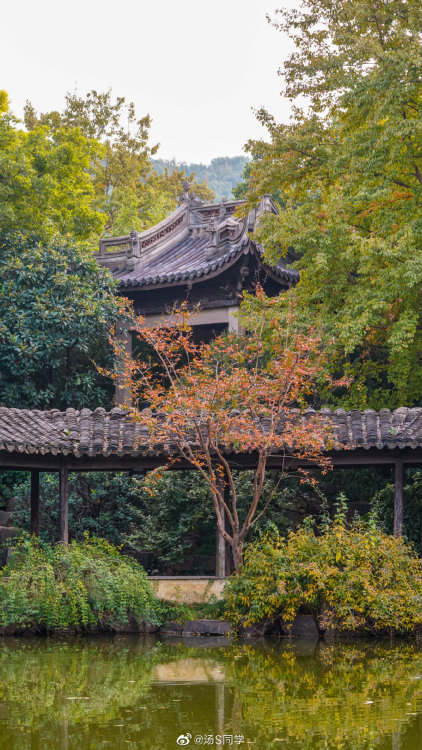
224, 641, 422, 749
0, 639, 422, 749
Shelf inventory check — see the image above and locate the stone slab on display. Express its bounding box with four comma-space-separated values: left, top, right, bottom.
150, 577, 227, 604
182, 619, 231, 636
112, 618, 158, 634
0, 526, 21, 541
159, 621, 184, 635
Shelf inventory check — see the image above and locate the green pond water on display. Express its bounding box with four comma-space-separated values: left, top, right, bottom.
0, 636, 421, 749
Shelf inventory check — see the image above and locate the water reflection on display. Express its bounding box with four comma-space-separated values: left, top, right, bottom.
0, 636, 421, 748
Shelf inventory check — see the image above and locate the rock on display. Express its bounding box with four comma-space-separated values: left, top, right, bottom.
140, 620, 159, 634
0, 624, 18, 636
0, 526, 21, 542
112, 618, 158, 634
159, 621, 183, 635
323, 625, 368, 639
6, 497, 15, 512
182, 619, 231, 636
239, 618, 283, 637
0, 511, 10, 526
285, 615, 319, 638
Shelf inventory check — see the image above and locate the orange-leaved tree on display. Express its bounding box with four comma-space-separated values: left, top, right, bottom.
113, 297, 347, 572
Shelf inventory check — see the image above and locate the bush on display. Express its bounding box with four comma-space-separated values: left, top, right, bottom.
0, 534, 158, 633
223, 507, 422, 635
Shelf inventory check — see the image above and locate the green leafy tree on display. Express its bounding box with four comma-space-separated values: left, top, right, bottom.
0, 91, 104, 241
152, 155, 248, 200
0, 233, 119, 409
243, 0, 422, 408
25, 90, 214, 240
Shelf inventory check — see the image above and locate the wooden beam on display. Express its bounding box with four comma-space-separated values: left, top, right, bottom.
394, 460, 404, 536
2, 447, 422, 474
58, 464, 69, 545
30, 470, 40, 536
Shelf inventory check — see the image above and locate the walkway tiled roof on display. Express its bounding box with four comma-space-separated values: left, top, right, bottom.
94, 193, 299, 289
0, 406, 421, 458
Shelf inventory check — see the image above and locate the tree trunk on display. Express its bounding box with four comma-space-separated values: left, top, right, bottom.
231, 536, 243, 574
215, 475, 231, 577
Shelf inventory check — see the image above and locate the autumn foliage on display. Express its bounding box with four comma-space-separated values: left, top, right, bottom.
113, 297, 345, 571
223, 511, 422, 635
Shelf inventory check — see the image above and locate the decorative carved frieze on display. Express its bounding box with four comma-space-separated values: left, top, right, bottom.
141, 214, 185, 249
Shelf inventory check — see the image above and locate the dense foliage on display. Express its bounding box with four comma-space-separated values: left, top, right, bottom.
24, 90, 214, 241
243, 0, 422, 408
223, 505, 422, 634
5, 469, 305, 573
0, 233, 119, 409
370, 467, 422, 552
0, 535, 158, 633
6, 471, 215, 571
0, 91, 104, 241
152, 156, 248, 201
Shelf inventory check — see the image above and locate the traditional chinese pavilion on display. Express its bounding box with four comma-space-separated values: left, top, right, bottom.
94, 187, 298, 341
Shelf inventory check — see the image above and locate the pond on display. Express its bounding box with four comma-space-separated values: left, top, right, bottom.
0, 636, 421, 749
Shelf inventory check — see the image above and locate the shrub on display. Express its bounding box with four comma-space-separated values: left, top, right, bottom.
223, 508, 422, 635
0, 534, 158, 632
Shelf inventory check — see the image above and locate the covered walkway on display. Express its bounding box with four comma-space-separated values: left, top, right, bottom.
0, 405, 421, 570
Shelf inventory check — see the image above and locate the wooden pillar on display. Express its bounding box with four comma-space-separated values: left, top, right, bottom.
420, 508, 422, 558
115, 318, 132, 407
394, 460, 404, 537
30, 470, 40, 536
228, 305, 240, 334
58, 464, 69, 545
215, 473, 231, 577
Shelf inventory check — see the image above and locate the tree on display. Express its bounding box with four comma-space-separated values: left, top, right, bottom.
0, 91, 104, 241
0, 233, 120, 409
152, 155, 249, 201
113, 296, 345, 572
25, 90, 214, 241
243, 0, 422, 409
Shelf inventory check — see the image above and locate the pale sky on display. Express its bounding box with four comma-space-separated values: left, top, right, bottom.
1, 0, 295, 164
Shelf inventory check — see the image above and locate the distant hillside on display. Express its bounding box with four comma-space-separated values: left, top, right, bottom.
151, 156, 249, 201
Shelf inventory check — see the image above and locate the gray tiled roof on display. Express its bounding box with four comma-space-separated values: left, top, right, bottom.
94, 194, 299, 289
115, 233, 297, 289
0, 406, 421, 458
